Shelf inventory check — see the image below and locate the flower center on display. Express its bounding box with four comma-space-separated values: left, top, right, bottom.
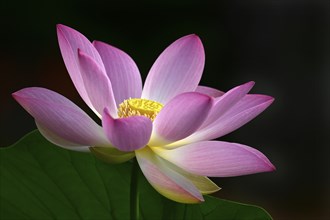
117, 98, 163, 121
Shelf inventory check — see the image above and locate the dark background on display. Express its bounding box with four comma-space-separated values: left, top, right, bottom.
0, 0, 329, 219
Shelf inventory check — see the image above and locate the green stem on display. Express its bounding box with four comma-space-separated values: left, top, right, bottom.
130, 158, 140, 220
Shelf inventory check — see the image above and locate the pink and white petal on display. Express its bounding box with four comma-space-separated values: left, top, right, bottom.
200, 81, 255, 128
57, 24, 105, 110
222, 94, 274, 117
142, 34, 205, 104
12, 87, 109, 148
78, 50, 117, 118
169, 94, 274, 146
93, 41, 142, 106
153, 141, 275, 177
102, 108, 152, 152
36, 122, 90, 152
195, 95, 274, 141
189, 176, 220, 195
136, 147, 204, 203
195, 86, 224, 98
151, 151, 220, 194
149, 92, 213, 146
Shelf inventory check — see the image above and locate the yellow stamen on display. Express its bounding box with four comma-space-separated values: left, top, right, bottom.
118, 98, 163, 121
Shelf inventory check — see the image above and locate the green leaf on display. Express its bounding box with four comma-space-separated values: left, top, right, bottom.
0, 130, 272, 220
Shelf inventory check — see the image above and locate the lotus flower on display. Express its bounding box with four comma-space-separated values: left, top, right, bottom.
13, 24, 275, 203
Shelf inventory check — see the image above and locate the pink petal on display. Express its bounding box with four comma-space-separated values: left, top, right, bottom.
153, 141, 275, 177
36, 122, 90, 151
136, 147, 204, 203
149, 92, 213, 146
195, 86, 224, 98
78, 49, 117, 118
12, 87, 109, 149
93, 41, 142, 106
223, 94, 274, 116
171, 94, 274, 146
102, 108, 152, 152
57, 24, 105, 112
200, 81, 255, 128
142, 34, 205, 104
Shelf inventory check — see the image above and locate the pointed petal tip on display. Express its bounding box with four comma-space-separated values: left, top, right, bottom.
260, 161, 276, 174
187, 33, 200, 39
56, 24, 73, 32
12, 87, 51, 102
264, 96, 275, 106
255, 152, 276, 173
197, 196, 205, 203
183, 33, 199, 38
177, 34, 203, 50
12, 88, 34, 101
267, 161, 276, 172
187, 33, 203, 45
247, 94, 275, 105
246, 144, 276, 174
12, 91, 23, 103
239, 81, 255, 92
56, 24, 69, 35
246, 80, 255, 87
56, 23, 64, 29
241, 81, 275, 104
12, 92, 20, 103
269, 96, 275, 103
11, 91, 19, 98
56, 24, 63, 31
271, 165, 276, 171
